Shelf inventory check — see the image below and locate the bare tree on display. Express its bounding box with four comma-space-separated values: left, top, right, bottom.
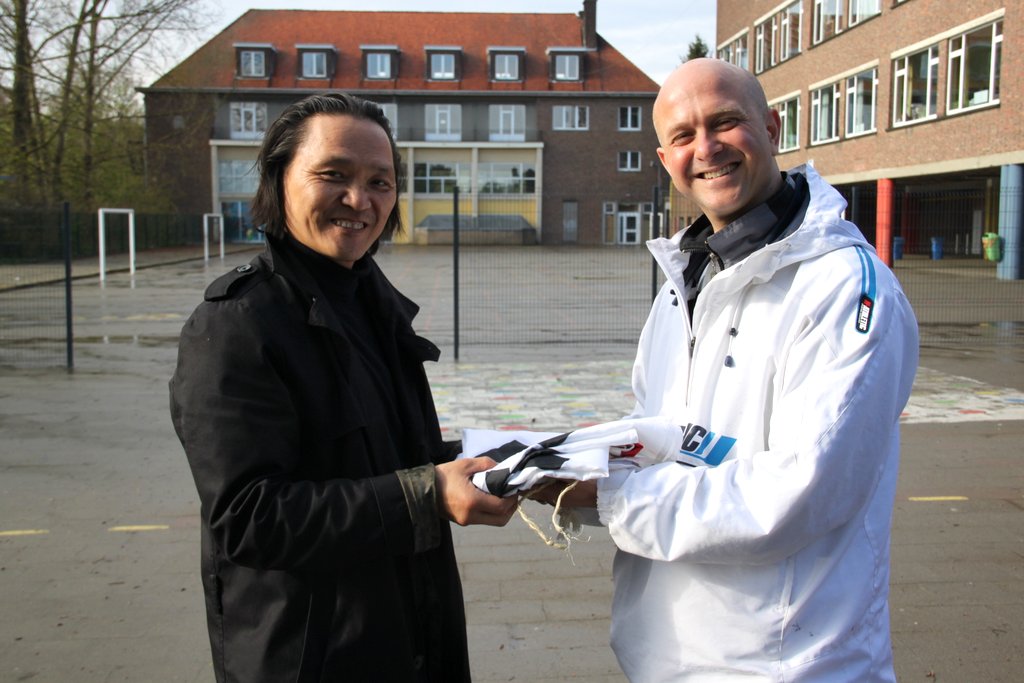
0, 0, 209, 208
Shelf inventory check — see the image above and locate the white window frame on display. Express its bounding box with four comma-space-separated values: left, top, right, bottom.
780, 1, 802, 62
813, 0, 844, 45
366, 52, 392, 79
229, 101, 267, 140
618, 106, 641, 131
755, 22, 767, 73
845, 68, 877, 137
774, 96, 801, 152
413, 162, 469, 195
810, 83, 841, 144
617, 151, 641, 172
554, 54, 580, 81
430, 53, 456, 80
301, 51, 327, 78
489, 104, 526, 142
849, 0, 880, 27
893, 45, 938, 126
947, 21, 1002, 114
493, 53, 520, 81
425, 104, 462, 142
240, 50, 266, 78
553, 105, 589, 130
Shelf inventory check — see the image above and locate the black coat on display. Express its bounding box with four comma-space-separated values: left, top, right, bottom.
169, 237, 469, 682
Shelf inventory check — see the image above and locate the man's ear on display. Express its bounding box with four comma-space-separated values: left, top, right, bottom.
765, 108, 782, 154
656, 146, 669, 171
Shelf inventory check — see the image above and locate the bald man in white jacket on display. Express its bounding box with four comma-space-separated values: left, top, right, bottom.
540, 59, 919, 682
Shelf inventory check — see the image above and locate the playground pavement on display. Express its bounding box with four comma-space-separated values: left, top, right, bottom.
0, 245, 1022, 682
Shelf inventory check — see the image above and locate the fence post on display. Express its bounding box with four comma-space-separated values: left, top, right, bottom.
63, 201, 74, 371
453, 185, 460, 361
651, 185, 661, 302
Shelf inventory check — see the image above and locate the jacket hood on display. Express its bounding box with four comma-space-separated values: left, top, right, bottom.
649, 164, 872, 295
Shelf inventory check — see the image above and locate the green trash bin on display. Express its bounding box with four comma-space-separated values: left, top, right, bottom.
982, 233, 1001, 262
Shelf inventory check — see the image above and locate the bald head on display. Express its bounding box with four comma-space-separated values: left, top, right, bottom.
654, 58, 770, 146
651, 58, 782, 231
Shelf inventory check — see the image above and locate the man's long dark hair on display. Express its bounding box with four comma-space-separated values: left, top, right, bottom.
251, 93, 403, 249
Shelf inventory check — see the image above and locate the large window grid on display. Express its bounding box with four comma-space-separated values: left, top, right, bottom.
553, 54, 581, 81
846, 68, 877, 137
219, 160, 258, 195
430, 53, 456, 79
413, 162, 469, 194
947, 20, 1002, 113
366, 52, 393, 79
810, 83, 841, 144
492, 52, 522, 81
478, 163, 536, 194
553, 105, 589, 130
618, 151, 641, 172
893, 46, 938, 126
301, 52, 327, 78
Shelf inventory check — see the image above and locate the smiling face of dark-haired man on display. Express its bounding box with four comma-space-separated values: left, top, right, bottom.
282, 113, 398, 268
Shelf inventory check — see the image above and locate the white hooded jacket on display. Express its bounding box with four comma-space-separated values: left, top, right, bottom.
596, 165, 919, 682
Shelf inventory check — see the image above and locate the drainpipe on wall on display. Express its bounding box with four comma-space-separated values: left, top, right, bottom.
876, 178, 894, 267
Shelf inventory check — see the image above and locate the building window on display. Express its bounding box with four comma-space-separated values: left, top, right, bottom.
947, 20, 1002, 113
774, 96, 801, 152
849, 0, 880, 26
478, 162, 536, 194
491, 52, 522, 81
893, 45, 938, 126
488, 104, 526, 142
364, 51, 395, 79
618, 151, 641, 172
812, 0, 843, 45
717, 33, 749, 70
299, 50, 330, 78
553, 105, 589, 130
755, 23, 767, 73
239, 50, 266, 78
618, 106, 641, 131
845, 68, 877, 137
810, 83, 841, 144
218, 160, 259, 195
229, 102, 267, 140
425, 104, 461, 141
780, 2, 803, 61
429, 52, 458, 80
413, 162, 469, 194
553, 54, 581, 81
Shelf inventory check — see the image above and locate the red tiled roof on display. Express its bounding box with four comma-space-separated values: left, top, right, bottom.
149, 9, 657, 93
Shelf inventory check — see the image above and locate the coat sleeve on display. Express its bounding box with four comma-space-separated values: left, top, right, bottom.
169, 296, 426, 573
598, 252, 919, 564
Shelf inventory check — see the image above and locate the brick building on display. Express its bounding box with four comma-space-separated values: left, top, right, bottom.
139, 2, 664, 246
714, 0, 1022, 275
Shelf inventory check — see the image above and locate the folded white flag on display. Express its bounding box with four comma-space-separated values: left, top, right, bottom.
460, 417, 687, 497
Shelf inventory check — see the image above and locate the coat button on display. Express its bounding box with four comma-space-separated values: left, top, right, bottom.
236, 264, 252, 273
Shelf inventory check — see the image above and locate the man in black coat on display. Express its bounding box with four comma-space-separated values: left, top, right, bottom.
170, 93, 517, 682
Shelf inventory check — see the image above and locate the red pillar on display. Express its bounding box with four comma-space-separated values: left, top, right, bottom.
876, 178, 894, 267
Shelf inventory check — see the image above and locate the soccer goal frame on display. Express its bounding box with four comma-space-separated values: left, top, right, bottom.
97, 208, 136, 283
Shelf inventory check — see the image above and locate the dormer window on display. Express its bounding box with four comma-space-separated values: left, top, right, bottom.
235, 43, 275, 79
426, 47, 461, 81
489, 47, 525, 81
548, 49, 585, 81
297, 44, 336, 79
362, 45, 399, 80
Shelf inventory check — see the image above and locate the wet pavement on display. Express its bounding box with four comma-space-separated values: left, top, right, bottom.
0, 246, 1022, 682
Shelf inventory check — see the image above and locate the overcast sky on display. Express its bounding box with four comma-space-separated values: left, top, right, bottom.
195, 0, 717, 85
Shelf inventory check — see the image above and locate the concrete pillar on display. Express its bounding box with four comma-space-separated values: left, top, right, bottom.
876, 178, 894, 267
998, 164, 1022, 280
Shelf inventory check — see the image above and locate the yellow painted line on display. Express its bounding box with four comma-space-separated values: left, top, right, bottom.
108, 525, 170, 532
0, 529, 50, 537
908, 496, 969, 502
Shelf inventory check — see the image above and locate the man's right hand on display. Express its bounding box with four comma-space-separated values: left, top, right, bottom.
435, 458, 518, 527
